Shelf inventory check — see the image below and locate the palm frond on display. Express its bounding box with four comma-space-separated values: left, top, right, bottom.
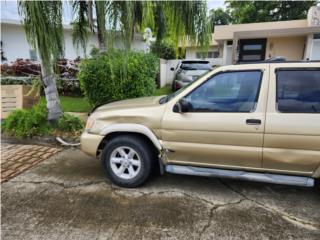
165, 0, 211, 49
18, 1, 64, 68
71, 0, 90, 56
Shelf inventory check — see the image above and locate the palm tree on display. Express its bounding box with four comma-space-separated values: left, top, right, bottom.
18, 1, 64, 122
71, 0, 210, 53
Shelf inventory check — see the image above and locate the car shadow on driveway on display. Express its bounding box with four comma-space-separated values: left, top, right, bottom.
2, 148, 320, 240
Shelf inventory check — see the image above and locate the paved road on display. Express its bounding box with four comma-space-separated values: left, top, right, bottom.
2, 148, 320, 240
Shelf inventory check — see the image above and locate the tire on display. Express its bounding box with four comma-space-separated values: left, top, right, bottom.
172, 81, 176, 92
101, 135, 155, 188
315, 178, 320, 192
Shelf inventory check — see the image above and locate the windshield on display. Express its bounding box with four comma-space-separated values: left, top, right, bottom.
159, 72, 208, 104
180, 62, 212, 71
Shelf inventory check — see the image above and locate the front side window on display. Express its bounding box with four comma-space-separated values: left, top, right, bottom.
276, 69, 320, 113
184, 71, 262, 112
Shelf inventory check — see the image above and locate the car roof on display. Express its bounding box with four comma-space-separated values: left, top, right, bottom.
237, 60, 320, 65
181, 60, 210, 64
220, 61, 320, 72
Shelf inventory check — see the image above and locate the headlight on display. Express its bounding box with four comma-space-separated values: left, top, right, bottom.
85, 116, 95, 130
85, 112, 104, 131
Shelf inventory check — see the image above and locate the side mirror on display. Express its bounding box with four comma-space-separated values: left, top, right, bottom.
170, 67, 175, 71
173, 98, 190, 113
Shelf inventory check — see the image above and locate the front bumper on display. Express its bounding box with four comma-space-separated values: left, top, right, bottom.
80, 131, 105, 157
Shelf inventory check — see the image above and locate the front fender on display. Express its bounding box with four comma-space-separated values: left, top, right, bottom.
312, 165, 320, 179
100, 123, 162, 151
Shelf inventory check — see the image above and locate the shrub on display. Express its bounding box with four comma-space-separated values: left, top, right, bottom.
56, 78, 83, 97
57, 114, 84, 132
3, 104, 52, 138
151, 41, 176, 60
0, 77, 33, 85
78, 50, 158, 106
2, 103, 84, 138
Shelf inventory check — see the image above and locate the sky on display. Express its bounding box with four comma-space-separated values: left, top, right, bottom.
1, 0, 73, 23
1, 0, 225, 24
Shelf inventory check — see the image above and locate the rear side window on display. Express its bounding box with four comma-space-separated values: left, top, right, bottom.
276, 69, 320, 113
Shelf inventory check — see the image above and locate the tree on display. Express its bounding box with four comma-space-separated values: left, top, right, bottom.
18, 1, 63, 122
226, 0, 317, 24
209, 8, 231, 28
71, 1, 211, 53
72, 0, 90, 55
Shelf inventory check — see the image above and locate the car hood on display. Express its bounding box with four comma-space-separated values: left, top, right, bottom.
95, 96, 164, 112
89, 95, 166, 135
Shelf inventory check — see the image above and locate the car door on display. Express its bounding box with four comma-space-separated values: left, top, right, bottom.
263, 63, 320, 175
161, 64, 269, 169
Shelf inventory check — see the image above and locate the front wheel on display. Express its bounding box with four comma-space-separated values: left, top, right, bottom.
315, 178, 320, 192
101, 135, 155, 188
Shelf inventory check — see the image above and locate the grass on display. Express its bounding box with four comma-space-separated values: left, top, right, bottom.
155, 86, 172, 96
40, 86, 172, 113
40, 96, 92, 113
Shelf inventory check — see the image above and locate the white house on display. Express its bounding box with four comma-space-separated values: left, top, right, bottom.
184, 6, 320, 66
1, 19, 147, 63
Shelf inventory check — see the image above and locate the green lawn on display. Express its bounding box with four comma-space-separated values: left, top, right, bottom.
40, 96, 92, 113
155, 85, 172, 96
40, 86, 172, 113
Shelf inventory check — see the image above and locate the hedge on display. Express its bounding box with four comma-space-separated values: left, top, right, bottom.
78, 50, 159, 106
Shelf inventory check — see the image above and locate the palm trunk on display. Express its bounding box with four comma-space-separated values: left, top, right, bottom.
88, 1, 94, 33
97, 26, 106, 52
95, 1, 107, 52
41, 63, 62, 122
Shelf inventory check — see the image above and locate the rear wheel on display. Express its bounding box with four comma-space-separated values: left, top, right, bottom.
101, 135, 155, 188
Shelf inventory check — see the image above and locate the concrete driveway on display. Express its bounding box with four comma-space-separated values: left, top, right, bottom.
2, 148, 320, 240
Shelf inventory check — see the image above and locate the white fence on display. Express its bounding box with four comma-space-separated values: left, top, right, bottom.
159, 59, 180, 87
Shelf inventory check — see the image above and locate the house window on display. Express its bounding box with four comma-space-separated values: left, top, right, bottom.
243, 44, 263, 51
238, 38, 267, 62
242, 54, 262, 61
227, 40, 233, 45
1, 41, 7, 61
196, 51, 219, 59
314, 33, 320, 39
29, 49, 38, 61
207, 51, 220, 58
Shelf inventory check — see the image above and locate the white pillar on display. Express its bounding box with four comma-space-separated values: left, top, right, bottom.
304, 34, 314, 60
222, 41, 227, 65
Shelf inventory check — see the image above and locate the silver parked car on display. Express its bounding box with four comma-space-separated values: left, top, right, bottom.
171, 60, 213, 91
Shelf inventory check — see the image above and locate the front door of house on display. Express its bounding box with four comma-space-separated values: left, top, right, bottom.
238, 38, 267, 62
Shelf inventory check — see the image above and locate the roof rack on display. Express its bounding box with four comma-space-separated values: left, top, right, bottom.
265, 56, 287, 62
237, 57, 320, 64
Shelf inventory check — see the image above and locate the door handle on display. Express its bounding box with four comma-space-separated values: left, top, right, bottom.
246, 119, 261, 125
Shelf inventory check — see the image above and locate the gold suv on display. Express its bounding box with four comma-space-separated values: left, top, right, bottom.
81, 62, 320, 188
